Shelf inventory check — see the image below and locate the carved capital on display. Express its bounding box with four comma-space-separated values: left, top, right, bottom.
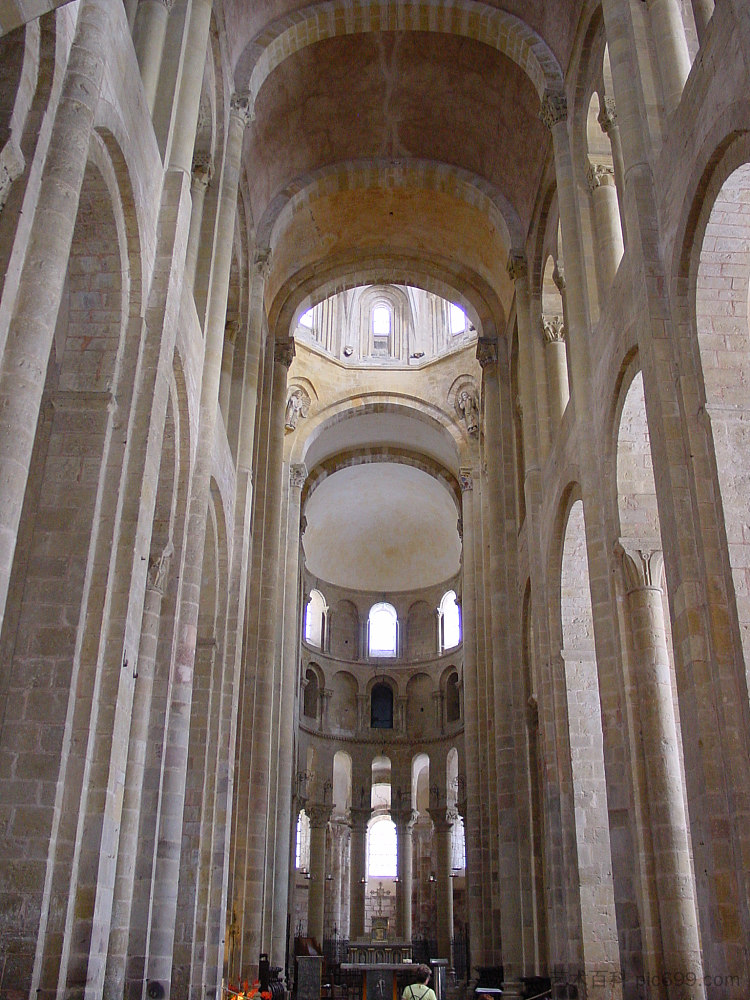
191, 154, 213, 192
393, 807, 419, 832
349, 805, 372, 830
254, 246, 272, 278
225, 319, 240, 346
290, 463, 307, 489
587, 162, 616, 191
507, 251, 528, 282
615, 541, 664, 592
459, 468, 473, 493
542, 315, 565, 344
427, 807, 455, 833
307, 804, 333, 829
476, 337, 498, 369
539, 90, 568, 130
275, 340, 295, 368
598, 96, 618, 134
230, 91, 255, 127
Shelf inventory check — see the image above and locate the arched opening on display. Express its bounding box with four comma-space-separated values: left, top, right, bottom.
371, 682, 394, 730
438, 590, 460, 651
303, 667, 320, 721
368, 603, 398, 658
695, 162, 750, 683
445, 670, 461, 724
559, 496, 619, 971
305, 589, 327, 649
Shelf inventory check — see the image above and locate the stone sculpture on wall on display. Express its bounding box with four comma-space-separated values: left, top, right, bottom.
285, 385, 311, 431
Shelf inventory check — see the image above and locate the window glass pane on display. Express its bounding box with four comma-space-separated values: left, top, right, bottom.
372, 305, 391, 336
439, 591, 460, 650
368, 817, 397, 877
369, 603, 397, 656
449, 303, 466, 335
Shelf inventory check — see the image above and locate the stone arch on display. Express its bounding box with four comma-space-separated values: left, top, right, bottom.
303, 664, 323, 722
550, 488, 619, 981
0, 17, 56, 304
5, 124, 156, 991
370, 679, 396, 730
304, 448, 461, 518
235, 0, 563, 108
295, 396, 463, 476
304, 588, 328, 650
441, 665, 461, 726
680, 133, 750, 683
258, 158, 520, 260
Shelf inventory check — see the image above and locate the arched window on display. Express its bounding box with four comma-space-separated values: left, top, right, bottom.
303, 667, 319, 720
296, 810, 311, 870
371, 304, 391, 356
368, 815, 397, 877
449, 303, 467, 335
371, 683, 394, 729
368, 602, 398, 657
451, 815, 466, 871
305, 589, 327, 648
439, 591, 460, 651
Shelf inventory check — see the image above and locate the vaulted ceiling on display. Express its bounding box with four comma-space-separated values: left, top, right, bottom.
229, 0, 588, 335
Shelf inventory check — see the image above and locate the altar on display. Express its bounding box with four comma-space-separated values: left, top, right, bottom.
340, 960, 416, 1000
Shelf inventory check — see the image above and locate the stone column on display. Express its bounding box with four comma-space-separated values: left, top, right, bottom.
587, 163, 624, 292
428, 811, 455, 964
321, 688, 333, 730
477, 339, 524, 981
691, 0, 714, 43
183, 155, 213, 292
341, 825, 351, 938
541, 316, 570, 431
237, 339, 294, 978
617, 544, 705, 999
270, 462, 307, 968
394, 809, 418, 941
432, 690, 443, 731
598, 97, 628, 245
357, 693, 369, 733
539, 92, 593, 414
647, 0, 691, 114
0, 0, 110, 638
458, 468, 484, 972
169, 0, 213, 174
308, 804, 333, 945
132, 0, 172, 113
330, 820, 347, 935
146, 92, 251, 992
104, 543, 172, 997
349, 807, 371, 939
219, 319, 239, 423
507, 255, 541, 481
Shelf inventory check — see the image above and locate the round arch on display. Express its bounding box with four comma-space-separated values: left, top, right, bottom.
234, 0, 564, 106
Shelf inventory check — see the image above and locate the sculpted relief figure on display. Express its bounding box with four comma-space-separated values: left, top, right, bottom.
285, 386, 310, 432
457, 387, 479, 436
